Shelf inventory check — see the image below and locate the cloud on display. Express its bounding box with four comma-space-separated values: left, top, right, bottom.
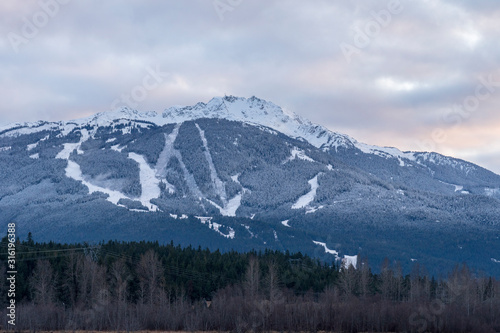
0, 0, 499, 174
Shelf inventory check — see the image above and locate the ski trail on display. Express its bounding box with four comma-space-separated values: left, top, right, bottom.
195, 123, 246, 216
66, 160, 129, 206
207, 193, 242, 217
56, 129, 89, 159
157, 123, 203, 199
292, 173, 322, 209
195, 123, 227, 203
155, 124, 180, 193
59, 128, 161, 211
59, 129, 131, 208
128, 152, 160, 211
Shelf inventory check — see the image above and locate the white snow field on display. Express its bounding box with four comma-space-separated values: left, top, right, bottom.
292, 173, 322, 209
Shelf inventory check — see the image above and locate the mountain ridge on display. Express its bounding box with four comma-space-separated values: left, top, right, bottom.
1, 95, 497, 179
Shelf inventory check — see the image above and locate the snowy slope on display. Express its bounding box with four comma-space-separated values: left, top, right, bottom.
161, 96, 358, 151
0, 97, 356, 152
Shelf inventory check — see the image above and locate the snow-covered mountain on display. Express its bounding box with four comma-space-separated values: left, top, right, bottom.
3, 95, 495, 189
1, 96, 355, 149
1, 96, 499, 275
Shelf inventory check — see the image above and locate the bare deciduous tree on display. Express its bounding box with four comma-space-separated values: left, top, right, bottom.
244, 256, 260, 300
137, 249, 165, 305
30, 259, 55, 306
340, 263, 358, 297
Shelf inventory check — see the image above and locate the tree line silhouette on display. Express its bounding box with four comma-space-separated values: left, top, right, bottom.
0, 235, 498, 332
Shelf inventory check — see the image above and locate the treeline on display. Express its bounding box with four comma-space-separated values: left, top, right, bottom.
0, 236, 499, 332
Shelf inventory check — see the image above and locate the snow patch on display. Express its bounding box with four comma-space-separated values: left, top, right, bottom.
27, 143, 38, 151
305, 205, 324, 214
57, 142, 84, 159
439, 180, 465, 193
342, 255, 358, 269
169, 213, 187, 219
356, 142, 415, 167
106, 138, 117, 143
242, 224, 255, 238
414, 152, 477, 175
292, 173, 322, 209
56, 129, 89, 159
65, 160, 129, 206
313, 241, 339, 258
26, 134, 49, 151
255, 125, 278, 135
207, 193, 242, 217
0, 146, 11, 152
284, 147, 315, 163
195, 216, 235, 239
0, 122, 62, 138
128, 152, 161, 211
492, 258, 500, 264
110, 144, 124, 152
281, 219, 291, 228
485, 188, 500, 197
231, 174, 241, 184
129, 208, 149, 213
29, 153, 39, 159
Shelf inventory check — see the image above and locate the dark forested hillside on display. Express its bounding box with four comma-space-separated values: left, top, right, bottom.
1, 237, 499, 332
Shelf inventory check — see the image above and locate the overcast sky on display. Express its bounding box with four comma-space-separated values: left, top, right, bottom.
1, 0, 500, 174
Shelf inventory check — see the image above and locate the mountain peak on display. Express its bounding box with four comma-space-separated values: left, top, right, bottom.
162, 95, 286, 122
161, 95, 356, 150
74, 107, 159, 126
0, 95, 358, 151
